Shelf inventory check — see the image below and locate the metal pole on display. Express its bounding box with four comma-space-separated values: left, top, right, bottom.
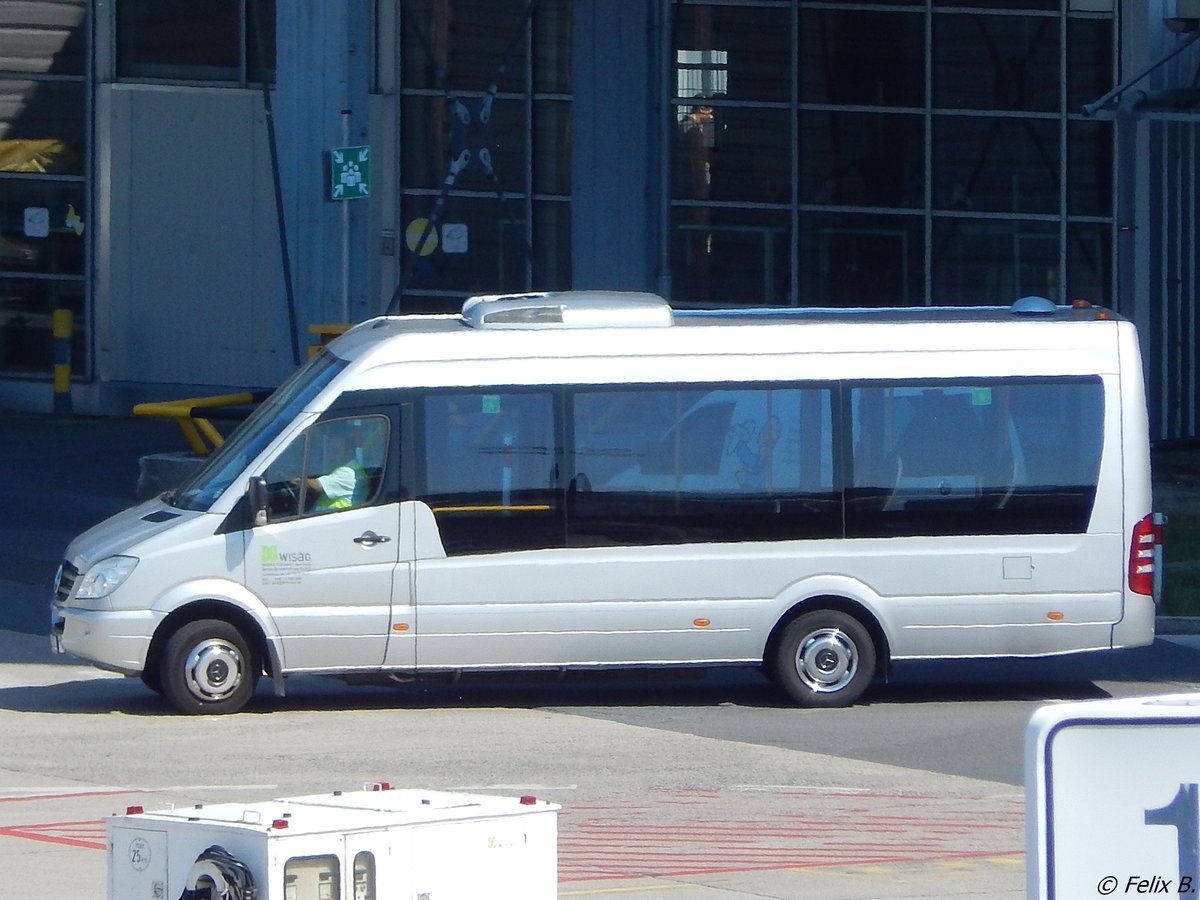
251, 0, 302, 367
341, 108, 351, 324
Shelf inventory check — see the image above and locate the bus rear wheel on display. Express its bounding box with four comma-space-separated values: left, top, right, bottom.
160, 619, 258, 715
773, 610, 875, 708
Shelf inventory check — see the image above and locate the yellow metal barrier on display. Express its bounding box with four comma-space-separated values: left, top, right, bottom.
308, 323, 352, 358
133, 392, 265, 455
135, 323, 354, 455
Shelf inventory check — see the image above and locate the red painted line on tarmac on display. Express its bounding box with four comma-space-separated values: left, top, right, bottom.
559, 848, 1026, 882
776, 790, 939, 800
0, 790, 137, 851
557, 792, 1026, 883
0, 789, 134, 804
0, 821, 107, 850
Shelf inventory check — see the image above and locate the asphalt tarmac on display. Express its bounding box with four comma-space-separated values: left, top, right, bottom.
1, 411, 1197, 899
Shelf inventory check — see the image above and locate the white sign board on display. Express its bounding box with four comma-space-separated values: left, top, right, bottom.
1027, 694, 1200, 899
23, 206, 49, 238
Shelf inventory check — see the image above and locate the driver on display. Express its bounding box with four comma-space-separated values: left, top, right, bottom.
296, 431, 369, 511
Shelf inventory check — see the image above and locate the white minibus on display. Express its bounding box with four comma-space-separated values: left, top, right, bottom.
51, 291, 1164, 714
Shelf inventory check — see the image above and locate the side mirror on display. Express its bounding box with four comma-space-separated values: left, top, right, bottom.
247, 476, 269, 526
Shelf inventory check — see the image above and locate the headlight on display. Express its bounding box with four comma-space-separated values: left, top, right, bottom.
74, 556, 139, 604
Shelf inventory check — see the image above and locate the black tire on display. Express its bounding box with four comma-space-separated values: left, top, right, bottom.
139, 666, 163, 695
772, 609, 876, 708
160, 619, 258, 715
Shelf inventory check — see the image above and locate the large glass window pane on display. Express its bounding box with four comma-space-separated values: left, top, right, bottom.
533, 1, 571, 93
801, 111, 923, 208
1068, 16, 1113, 115
674, 4, 791, 103
1068, 119, 1112, 218
671, 207, 791, 306
401, 0, 533, 93
934, 115, 1059, 215
718, 106, 790, 205
533, 200, 571, 291
245, 0, 276, 83
533, 100, 570, 194
0, 179, 86, 274
400, 93, 533, 195
117, 0, 241, 79
0, 0, 87, 75
800, 213, 924, 308
399, 0, 568, 307
672, 106, 788, 204
932, 218, 1059, 304
934, 14, 1059, 112
0, 277, 83, 373
1068, 221, 1111, 305
799, 9, 924, 108
673, 100, 716, 201
398, 194, 533, 296
116, 0, 274, 82
400, 96, 447, 190
0, 80, 86, 174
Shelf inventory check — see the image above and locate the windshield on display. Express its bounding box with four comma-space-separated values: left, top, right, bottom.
167, 351, 349, 511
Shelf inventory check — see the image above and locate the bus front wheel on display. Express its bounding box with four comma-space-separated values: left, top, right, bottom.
160, 619, 258, 715
773, 610, 876, 708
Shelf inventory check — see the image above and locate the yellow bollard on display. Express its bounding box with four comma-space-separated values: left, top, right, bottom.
52, 308, 72, 414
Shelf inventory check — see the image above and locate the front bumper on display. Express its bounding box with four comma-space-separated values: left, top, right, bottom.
49, 605, 157, 675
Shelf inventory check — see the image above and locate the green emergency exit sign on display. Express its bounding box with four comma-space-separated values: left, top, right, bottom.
329, 146, 370, 200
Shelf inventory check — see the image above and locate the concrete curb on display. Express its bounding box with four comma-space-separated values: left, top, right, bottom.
1156, 616, 1200, 635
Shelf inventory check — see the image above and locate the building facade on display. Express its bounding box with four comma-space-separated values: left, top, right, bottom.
0, 0, 1196, 437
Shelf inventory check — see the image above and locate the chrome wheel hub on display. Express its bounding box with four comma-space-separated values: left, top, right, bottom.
184, 639, 244, 703
795, 628, 858, 693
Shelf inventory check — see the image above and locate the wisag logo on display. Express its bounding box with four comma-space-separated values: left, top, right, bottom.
260, 546, 312, 564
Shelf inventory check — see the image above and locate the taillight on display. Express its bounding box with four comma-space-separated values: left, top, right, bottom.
1129, 513, 1166, 597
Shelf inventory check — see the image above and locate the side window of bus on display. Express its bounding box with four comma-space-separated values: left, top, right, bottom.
420, 391, 562, 554
1005, 378, 1104, 530
570, 385, 837, 545
262, 415, 389, 519
847, 378, 1103, 536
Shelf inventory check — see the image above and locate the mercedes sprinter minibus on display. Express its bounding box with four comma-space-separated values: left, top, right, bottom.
51, 291, 1163, 714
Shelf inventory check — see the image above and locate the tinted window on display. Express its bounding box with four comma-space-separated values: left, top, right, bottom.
846, 378, 1103, 536
569, 385, 838, 545
420, 390, 562, 554
170, 351, 347, 511
116, 0, 275, 83
414, 377, 1103, 552
263, 415, 390, 519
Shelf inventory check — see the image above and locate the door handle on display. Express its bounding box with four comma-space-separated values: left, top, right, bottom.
353, 530, 392, 546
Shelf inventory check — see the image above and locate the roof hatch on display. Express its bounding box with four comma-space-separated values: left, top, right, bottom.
461, 291, 674, 329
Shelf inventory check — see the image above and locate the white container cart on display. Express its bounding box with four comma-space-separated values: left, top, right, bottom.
107, 786, 559, 900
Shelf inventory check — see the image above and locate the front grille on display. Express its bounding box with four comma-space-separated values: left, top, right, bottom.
54, 561, 79, 605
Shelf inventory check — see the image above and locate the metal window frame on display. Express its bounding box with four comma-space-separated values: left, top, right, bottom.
395, 2, 570, 308
0, 1, 93, 380
664, 0, 1117, 309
